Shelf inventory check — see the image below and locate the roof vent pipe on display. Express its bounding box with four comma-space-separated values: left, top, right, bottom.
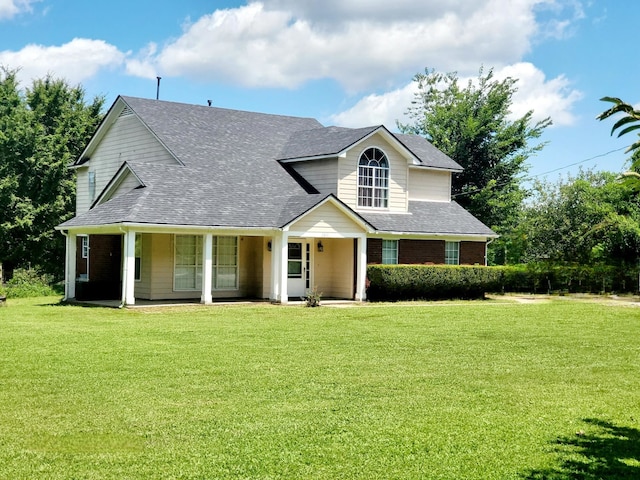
156, 77, 161, 100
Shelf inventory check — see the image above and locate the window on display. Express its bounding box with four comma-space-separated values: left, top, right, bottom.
445, 241, 459, 265
88, 171, 96, 202
81, 236, 89, 259
213, 236, 238, 289
174, 235, 203, 290
358, 147, 389, 208
174, 235, 238, 291
135, 234, 142, 281
382, 239, 398, 264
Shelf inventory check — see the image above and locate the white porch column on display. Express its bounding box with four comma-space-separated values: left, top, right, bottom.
355, 234, 368, 301
269, 235, 281, 302
122, 230, 136, 306
64, 232, 77, 300
202, 233, 213, 304
279, 231, 289, 303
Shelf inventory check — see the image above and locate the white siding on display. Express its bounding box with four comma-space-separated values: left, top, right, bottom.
337, 133, 408, 213
75, 115, 177, 215
290, 158, 338, 194
408, 168, 451, 202
288, 202, 365, 237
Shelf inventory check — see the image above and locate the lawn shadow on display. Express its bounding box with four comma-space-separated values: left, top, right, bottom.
522, 418, 640, 479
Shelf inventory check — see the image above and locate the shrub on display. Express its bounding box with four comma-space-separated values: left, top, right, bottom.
0, 268, 58, 298
366, 263, 640, 301
305, 286, 322, 307
367, 265, 502, 301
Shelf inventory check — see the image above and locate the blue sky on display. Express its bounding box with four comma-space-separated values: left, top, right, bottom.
1, 1, 637, 181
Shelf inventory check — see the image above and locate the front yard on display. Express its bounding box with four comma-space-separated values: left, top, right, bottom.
1, 297, 638, 479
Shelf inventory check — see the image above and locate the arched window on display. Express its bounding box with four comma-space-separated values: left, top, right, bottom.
357, 147, 389, 208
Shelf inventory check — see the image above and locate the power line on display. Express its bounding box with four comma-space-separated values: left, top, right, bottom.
451, 146, 629, 199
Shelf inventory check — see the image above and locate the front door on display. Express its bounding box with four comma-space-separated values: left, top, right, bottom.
287, 241, 310, 298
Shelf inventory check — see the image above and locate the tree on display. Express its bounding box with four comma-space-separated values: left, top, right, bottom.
398, 67, 552, 263
597, 97, 640, 187
399, 67, 551, 226
0, 68, 104, 279
518, 170, 640, 266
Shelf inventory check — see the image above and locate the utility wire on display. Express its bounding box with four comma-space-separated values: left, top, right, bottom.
451, 145, 629, 199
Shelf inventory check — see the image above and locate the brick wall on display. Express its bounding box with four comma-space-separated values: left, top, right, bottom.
367, 238, 487, 265
367, 238, 382, 264
398, 240, 444, 264
89, 235, 122, 282
460, 241, 486, 265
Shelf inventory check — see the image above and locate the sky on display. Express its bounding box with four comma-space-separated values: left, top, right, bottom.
1, 0, 638, 182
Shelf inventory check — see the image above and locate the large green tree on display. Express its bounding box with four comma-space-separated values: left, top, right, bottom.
399, 67, 551, 263
517, 170, 640, 266
0, 68, 104, 279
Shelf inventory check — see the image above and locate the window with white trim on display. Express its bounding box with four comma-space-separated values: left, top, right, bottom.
174, 235, 238, 291
88, 171, 96, 202
174, 235, 203, 290
358, 147, 389, 208
81, 235, 89, 259
445, 241, 459, 265
213, 236, 238, 289
382, 239, 398, 264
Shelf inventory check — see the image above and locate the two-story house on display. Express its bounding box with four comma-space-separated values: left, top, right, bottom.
56, 96, 496, 305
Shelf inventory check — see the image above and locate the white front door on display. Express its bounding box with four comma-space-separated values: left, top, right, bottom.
287, 241, 310, 298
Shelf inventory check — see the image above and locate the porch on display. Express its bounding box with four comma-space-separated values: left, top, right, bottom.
63, 230, 367, 306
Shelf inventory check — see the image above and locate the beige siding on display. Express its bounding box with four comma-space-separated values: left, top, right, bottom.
76, 168, 90, 213
135, 233, 152, 298
313, 238, 354, 299
101, 170, 143, 204
288, 202, 365, 236
262, 238, 273, 299
137, 234, 267, 300
238, 236, 264, 298
408, 168, 451, 202
76, 115, 177, 215
337, 133, 408, 212
290, 158, 338, 194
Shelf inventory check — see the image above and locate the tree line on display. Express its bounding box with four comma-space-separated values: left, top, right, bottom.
0, 66, 638, 282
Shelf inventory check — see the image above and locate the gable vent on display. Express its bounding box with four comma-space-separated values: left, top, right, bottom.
119, 106, 133, 117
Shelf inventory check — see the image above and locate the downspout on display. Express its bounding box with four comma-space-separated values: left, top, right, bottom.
485, 238, 495, 266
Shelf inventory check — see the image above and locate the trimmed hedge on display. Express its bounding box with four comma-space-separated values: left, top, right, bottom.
367, 265, 502, 301
366, 263, 640, 301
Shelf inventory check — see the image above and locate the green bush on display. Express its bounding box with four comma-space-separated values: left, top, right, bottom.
0, 268, 58, 298
367, 265, 502, 301
366, 263, 640, 301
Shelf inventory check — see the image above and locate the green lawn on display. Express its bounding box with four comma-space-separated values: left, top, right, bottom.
0, 297, 638, 479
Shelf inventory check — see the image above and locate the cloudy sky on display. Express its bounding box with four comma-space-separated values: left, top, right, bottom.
1, 0, 637, 179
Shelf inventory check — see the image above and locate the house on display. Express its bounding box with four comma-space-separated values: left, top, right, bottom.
56, 96, 496, 305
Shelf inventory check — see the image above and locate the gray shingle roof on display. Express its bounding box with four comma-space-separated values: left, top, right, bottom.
60, 96, 493, 237
360, 201, 496, 236
278, 126, 378, 160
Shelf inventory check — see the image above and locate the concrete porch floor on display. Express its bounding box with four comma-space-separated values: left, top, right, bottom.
66, 298, 361, 308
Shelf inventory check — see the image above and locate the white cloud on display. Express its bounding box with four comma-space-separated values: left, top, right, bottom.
129, 0, 584, 91
0, 0, 36, 20
330, 63, 582, 129
493, 63, 582, 126
0, 38, 125, 85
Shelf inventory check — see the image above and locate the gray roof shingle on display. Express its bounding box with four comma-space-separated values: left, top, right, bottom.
60, 96, 493, 237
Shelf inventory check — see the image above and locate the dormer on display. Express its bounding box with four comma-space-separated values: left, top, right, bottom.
278, 125, 462, 213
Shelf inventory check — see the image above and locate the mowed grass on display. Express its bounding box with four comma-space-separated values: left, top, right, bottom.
0, 297, 639, 479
